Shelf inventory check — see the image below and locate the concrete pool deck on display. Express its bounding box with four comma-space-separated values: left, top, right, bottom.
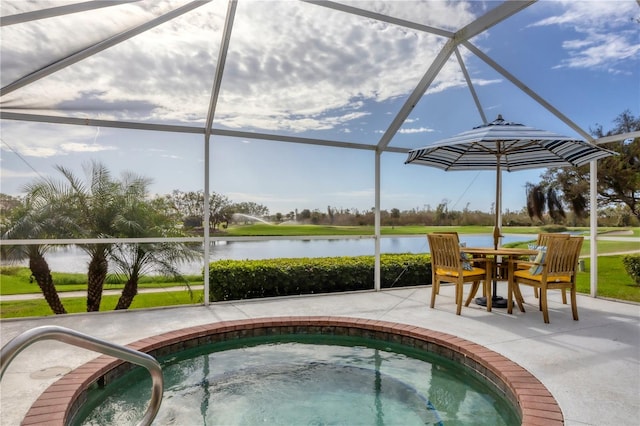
1, 283, 639, 425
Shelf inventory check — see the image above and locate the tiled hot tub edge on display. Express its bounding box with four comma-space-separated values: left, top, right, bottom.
22, 316, 563, 426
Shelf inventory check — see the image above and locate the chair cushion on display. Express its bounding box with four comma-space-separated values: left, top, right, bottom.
528, 246, 547, 275
436, 267, 485, 278
514, 269, 571, 283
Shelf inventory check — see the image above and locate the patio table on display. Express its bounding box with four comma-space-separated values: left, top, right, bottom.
462, 247, 538, 308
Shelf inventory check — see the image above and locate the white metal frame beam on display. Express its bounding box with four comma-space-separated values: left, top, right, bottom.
303, 0, 454, 38
0, 112, 204, 134
375, 39, 456, 153
455, 47, 487, 124
0, 111, 409, 154
214, 129, 408, 153
205, 0, 236, 136
376, 0, 535, 152
456, 0, 536, 41
588, 129, 640, 297
462, 41, 592, 140
0, 0, 137, 27
202, 0, 238, 306
594, 131, 640, 145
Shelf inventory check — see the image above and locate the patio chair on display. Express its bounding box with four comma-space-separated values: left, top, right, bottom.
435, 231, 504, 303
428, 231, 487, 298
507, 236, 584, 323
519, 233, 571, 303
429, 231, 461, 295
427, 233, 493, 315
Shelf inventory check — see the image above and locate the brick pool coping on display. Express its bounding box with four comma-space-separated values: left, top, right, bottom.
22, 316, 562, 425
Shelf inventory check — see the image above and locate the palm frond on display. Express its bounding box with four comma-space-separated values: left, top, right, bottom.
526, 184, 546, 221
546, 188, 566, 222
569, 193, 587, 218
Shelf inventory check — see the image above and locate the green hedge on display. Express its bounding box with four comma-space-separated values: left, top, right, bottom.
622, 255, 640, 285
208, 254, 432, 301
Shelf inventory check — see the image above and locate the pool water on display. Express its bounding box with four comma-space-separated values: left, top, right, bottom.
75, 335, 520, 425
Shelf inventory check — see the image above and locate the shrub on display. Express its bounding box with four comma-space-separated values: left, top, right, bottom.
208, 254, 431, 301
622, 255, 640, 286
0, 266, 24, 276
540, 225, 567, 233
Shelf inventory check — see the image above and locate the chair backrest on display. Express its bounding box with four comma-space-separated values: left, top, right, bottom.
544, 236, 584, 278
427, 233, 462, 273
429, 231, 460, 243
537, 232, 570, 246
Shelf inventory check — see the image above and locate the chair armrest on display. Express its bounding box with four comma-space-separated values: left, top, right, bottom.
508, 258, 536, 275
508, 259, 534, 267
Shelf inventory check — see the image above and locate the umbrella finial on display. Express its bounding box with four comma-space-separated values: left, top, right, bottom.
495, 114, 504, 122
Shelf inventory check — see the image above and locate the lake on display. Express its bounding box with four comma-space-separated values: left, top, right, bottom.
8, 234, 534, 274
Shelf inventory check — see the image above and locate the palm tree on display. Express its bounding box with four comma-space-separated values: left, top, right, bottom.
1, 197, 70, 314
12, 161, 198, 312
51, 161, 123, 311
42, 162, 154, 312
109, 184, 200, 310
527, 111, 640, 223
111, 241, 200, 310
526, 183, 569, 223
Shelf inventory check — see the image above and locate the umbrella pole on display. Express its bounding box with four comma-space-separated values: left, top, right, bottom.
492, 159, 508, 308
476, 161, 508, 307
493, 160, 502, 249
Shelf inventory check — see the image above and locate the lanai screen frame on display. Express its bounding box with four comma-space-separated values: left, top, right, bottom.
2, 0, 638, 304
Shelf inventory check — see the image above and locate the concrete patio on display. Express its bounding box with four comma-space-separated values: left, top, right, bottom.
1, 282, 639, 425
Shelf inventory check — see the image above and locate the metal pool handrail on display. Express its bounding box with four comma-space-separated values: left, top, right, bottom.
0, 325, 164, 426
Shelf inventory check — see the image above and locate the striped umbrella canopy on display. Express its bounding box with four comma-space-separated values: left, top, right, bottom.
405, 115, 616, 248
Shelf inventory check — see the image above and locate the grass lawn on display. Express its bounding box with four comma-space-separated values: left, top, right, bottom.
0, 290, 203, 319
576, 256, 640, 302
497, 253, 639, 302
0, 267, 202, 295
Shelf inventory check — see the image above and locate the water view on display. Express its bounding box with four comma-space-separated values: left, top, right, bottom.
19, 235, 534, 274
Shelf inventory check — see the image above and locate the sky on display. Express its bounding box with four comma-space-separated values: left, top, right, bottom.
1, 0, 639, 216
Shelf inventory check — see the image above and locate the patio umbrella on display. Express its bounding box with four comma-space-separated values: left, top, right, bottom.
405, 115, 616, 249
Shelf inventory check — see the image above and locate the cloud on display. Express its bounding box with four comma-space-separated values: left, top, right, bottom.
0, 121, 112, 157
398, 127, 434, 134
530, 1, 640, 72
556, 32, 640, 71
0, 1, 477, 132
0, 169, 40, 179
59, 142, 116, 153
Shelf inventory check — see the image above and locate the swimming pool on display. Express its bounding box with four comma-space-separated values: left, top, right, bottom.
23, 317, 563, 425
75, 334, 519, 425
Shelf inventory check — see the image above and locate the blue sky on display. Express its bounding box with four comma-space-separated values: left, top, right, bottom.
1, 0, 638, 216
